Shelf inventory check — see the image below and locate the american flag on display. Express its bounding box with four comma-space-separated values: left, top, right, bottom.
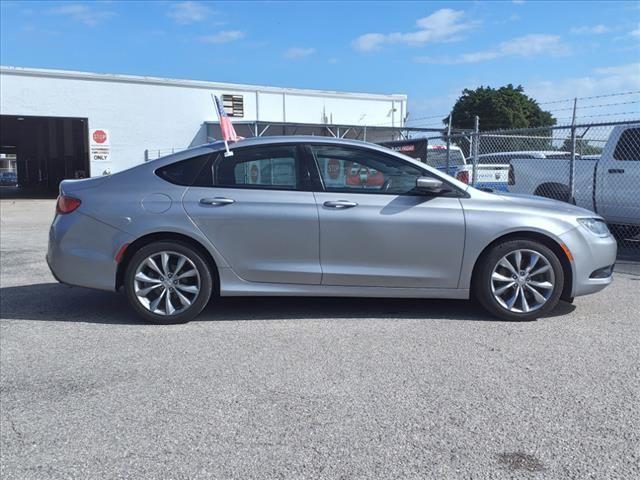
213, 94, 238, 142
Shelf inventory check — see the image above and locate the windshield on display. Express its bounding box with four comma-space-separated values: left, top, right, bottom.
425, 149, 465, 167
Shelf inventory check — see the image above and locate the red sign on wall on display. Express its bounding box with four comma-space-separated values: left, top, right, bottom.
92, 129, 108, 144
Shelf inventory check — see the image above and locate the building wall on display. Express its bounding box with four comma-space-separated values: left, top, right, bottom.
0, 67, 407, 175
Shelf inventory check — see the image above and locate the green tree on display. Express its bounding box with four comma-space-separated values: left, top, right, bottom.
444, 85, 557, 155
445, 84, 556, 131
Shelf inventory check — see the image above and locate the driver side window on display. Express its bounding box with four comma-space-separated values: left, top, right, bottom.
310, 145, 424, 195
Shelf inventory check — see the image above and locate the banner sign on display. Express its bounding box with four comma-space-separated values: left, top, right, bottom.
378, 138, 428, 163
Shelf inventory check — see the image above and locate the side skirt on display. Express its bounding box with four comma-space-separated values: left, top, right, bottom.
218, 267, 470, 299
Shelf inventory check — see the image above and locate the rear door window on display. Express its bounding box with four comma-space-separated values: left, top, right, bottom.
213, 145, 305, 190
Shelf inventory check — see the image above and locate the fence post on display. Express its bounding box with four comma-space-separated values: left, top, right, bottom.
569, 97, 578, 203
144, 149, 149, 162
471, 116, 479, 186
445, 114, 452, 174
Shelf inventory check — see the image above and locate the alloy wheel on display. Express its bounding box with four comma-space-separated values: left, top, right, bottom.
133, 251, 201, 316
490, 249, 555, 313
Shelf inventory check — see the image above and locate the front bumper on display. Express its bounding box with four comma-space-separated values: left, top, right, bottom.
47, 211, 134, 292
559, 226, 617, 297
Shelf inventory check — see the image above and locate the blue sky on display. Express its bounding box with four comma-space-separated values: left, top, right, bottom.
1, 0, 639, 126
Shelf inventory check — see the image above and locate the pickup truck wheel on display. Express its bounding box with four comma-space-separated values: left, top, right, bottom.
534, 183, 571, 203
474, 239, 564, 321
124, 241, 213, 324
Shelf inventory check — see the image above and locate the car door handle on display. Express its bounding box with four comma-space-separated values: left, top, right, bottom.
608, 168, 625, 174
199, 197, 235, 206
323, 200, 358, 209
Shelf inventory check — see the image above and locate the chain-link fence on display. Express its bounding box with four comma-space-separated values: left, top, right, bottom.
425, 120, 640, 258
144, 118, 639, 258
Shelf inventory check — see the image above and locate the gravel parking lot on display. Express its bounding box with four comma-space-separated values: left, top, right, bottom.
1, 199, 639, 479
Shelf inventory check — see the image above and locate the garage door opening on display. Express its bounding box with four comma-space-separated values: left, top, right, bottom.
0, 115, 89, 197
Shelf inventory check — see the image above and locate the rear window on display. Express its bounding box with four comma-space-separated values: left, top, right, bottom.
613, 128, 640, 161
155, 154, 211, 186
425, 149, 465, 167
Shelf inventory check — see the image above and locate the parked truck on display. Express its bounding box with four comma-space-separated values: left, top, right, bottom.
508, 124, 640, 225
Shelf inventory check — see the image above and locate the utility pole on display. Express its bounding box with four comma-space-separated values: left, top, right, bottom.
569, 97, 578, 204
445, 114, 452, 174
472, 115, 480, 186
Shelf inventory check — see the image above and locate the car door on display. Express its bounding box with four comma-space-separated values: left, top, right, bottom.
598, 127, 640, 224
308, 144, 466, 289
182, 144, 321, 285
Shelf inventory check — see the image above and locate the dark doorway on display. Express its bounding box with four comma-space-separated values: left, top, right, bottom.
0, 115, 89, 197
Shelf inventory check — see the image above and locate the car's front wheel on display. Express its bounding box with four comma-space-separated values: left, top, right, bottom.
124, 241, 213, 324
474, 239, 564, 321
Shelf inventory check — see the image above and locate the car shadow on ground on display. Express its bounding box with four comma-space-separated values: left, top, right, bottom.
0, 282, 576, 325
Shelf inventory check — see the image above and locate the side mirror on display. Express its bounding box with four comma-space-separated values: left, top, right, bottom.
416, 176, 445, 193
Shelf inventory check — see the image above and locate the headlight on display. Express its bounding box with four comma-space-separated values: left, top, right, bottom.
577, 218, 610, 237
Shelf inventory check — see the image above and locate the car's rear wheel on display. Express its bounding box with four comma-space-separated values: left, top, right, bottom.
474, 239, 564, 321
124, 241, 213, 324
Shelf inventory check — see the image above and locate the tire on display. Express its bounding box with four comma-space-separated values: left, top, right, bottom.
534, 183, 571, 203
124, 241, 213, 324
474, 239, 564, 321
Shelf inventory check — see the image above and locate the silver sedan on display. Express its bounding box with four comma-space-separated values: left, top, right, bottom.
47, 136, 616, 324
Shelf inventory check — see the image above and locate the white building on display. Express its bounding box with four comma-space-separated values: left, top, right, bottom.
0, 66, 407, 193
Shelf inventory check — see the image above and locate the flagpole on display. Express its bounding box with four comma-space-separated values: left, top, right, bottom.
211, 94, 234, 157
223, 140, 232, 157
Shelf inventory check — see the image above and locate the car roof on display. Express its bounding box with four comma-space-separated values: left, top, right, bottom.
201, 135, 428, 159
204, 135, 373, 150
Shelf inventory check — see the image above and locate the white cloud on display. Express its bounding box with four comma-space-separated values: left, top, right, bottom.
167, 1, 212, 24
512, 0, 525, 4
352, 9, 475, 52
353, 33, 386, 52
526, 63, 640, 106
49, 3, 115, 27
284, 47, 316, 59
570, 24, 610, 35
631, 26, 640, 37
415, 34, 570, 64
593, 63, 640, 77
200, 30, 245, 44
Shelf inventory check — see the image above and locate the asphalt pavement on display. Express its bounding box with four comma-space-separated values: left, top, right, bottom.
1, 199, 639, 479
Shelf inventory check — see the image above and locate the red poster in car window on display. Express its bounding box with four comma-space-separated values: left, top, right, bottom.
345, 163, 384, 187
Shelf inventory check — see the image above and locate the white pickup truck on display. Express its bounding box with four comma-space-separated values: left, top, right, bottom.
508, 124, 640, 225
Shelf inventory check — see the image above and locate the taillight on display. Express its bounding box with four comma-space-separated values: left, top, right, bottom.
56, 195, 81, 214
456, 170, 469, 184
508, 165, 515, 185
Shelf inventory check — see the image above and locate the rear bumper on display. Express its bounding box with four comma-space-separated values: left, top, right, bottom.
560, 227, 617, 297
47, 211, 134, 292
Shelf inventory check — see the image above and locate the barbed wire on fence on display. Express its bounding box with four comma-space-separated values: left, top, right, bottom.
397, 90, 640, 129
